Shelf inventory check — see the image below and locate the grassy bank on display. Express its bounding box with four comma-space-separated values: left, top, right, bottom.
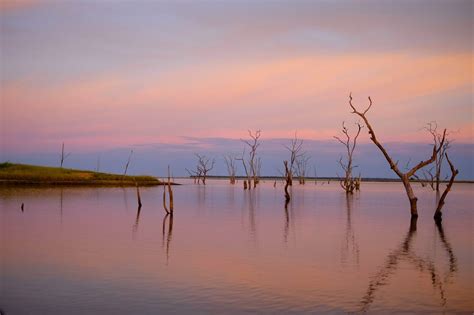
0, 163, 162, 186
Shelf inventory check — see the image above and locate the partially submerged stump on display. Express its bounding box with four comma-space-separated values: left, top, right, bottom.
162, 166, 174, 214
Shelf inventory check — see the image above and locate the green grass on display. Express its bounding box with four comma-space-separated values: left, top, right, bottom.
0, 162, 161, 186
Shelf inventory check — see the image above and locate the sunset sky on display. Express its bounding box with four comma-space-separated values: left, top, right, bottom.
1, 0, 472, 178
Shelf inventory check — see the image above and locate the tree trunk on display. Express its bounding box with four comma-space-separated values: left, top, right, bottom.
401, 175, 418, 217
434, 154, 458, 222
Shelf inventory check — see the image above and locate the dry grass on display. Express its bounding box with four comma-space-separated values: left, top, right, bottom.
0, 163, 161, 186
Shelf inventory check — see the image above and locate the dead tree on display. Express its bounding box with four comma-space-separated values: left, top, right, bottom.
223, 154, 237, 184
424, 122, 452, 191
421, 167, 436, 190
185, 167, 201, 184
59, 142, 71, 168
236, 149, 251, 190
284, 132, 304, 186
334, 121, 363, 194
283, 161, 291, 202
123, 150, 133, 177
162, 166, 174, 214
255, 157, 262, 183
295, 154, 310, 184
240, 130, 261, 188
348, 93, 446, 217
167, 166, 174, 213
434, 154, 458, 222
194, 154, 214, 185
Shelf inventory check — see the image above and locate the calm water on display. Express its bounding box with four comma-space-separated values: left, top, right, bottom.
1, 180, 472, 314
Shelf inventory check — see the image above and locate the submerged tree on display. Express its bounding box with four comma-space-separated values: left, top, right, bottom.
162, 166, 174, 214
223, 154, 238, 184
59, 142, 71, 168
424, 122, 452, 191
283, 132, 304, 186
283, 160, 291, 202
334, 122, 363, 194
295, 154, 310, 185
238, 130, 261, 189
348, 93, 446, 217
434, 153, 458, 222
192, 154, 215, 185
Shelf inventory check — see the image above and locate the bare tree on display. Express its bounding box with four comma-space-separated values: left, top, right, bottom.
189, 154, 215, 185
255, 157, 262, 181
185, 167, 201, 184
421, 166, 436, 190
434, 153, 458, 222
59, 142, 71, 168
123, 150, 133, 177
236, 149, 251, 190
348, 94, 446, 217
295, 154, 311, 184
283, 161, 291, 202
334, 121, 363, 194
162, 166, 174, 214
424, 122, 452, 191
283, 132, 304, 186
240, 130, 262, 189
223, 154, 238, 184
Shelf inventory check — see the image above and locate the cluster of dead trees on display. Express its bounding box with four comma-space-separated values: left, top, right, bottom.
187, 95, 458, 221
186, 154, 215, 185
237, 130, 262, 189
346, 94, 458, 221
334, 122, 363, 194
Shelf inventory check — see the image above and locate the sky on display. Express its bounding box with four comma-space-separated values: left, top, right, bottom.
0, 0, 473, 178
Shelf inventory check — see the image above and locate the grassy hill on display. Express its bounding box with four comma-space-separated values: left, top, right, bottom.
0, 163, 161, 186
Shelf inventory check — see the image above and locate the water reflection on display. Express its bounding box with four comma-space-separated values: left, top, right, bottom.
283, 199, 290, 243
162, 213, 174, 265
242, 191, 258, 244
435, 220, 457, 276
1, 183, 470, 314
341, 195, 360, 266
122, 187, 129, 213
132, 206, 142, 237
359, 218, 458, 312
196, 185, 206, 215
59, 188, 64, 223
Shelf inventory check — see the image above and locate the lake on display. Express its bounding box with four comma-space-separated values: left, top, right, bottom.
1, 180, 472, 314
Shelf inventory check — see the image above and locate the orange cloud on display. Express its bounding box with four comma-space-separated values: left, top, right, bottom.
2, 52, 472, 152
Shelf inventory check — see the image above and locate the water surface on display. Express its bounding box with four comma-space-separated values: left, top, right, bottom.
1, 180, 472, 314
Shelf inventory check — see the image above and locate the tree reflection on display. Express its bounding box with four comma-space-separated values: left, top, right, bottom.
162, 213, 174, 265
359, 218, 458, 312
283, 198, 290, 243
242, 191, 257, 245
341, 195, 359, 265
132, 205, 142, 236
